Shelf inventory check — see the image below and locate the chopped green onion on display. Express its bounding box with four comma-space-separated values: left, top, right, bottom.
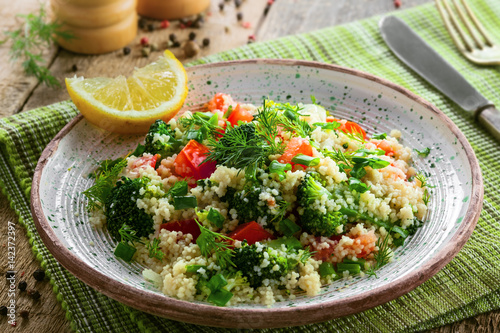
267, 237, 303, 251
207, 273, 228, 292
209, 113, 219, 126
372, 133, 387, 140
114, 242, 136, 262
284, 109, 298, 121
207, 208, 225, 229
223, 105, 234, 118
195, 112, 213, 120
269, 160, 292, 181
186, 264, 206, 273
414, 147, 431, 157
278, 218, 301, 237
168, 181, 188, 197
319, 262, 337, 278
336, 263, 361, 275
342, 258, 366, 267
207, 288, 234, 306
291, 154, 320, 167
186, 129, 203, 142
338, 207, 409, 239
173, 196, 198, 210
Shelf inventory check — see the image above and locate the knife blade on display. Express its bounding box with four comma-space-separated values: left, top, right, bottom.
379, 15, 500, 141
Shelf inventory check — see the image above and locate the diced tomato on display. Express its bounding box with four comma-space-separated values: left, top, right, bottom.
339, 121, 367, 140
278, 137, 313, 167
311, 235, 341, 261
226, 104, 254, 126
174, 140, 216, 180
131, 154, 160, 170
206, 93, 238, 113
227, 221, 274, 245
353, 232, 377, 258
374, 140, 395, 156
160, 219, 201, 241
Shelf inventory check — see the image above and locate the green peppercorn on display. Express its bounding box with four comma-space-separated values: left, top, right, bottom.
18, 281, 27, 291
141, 47, 151, 57
33, 269, 45, 281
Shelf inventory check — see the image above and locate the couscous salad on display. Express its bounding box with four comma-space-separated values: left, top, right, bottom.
83, 93, 430, 306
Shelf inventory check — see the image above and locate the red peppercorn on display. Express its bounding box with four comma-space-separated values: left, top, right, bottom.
267, 0, 274, 4
179, 23, 186, 29
140, 37, 149, 46
248, 34, 256, 41
394, 0, 402, 8
160, 20, 170, 29
242, 21, 252, 29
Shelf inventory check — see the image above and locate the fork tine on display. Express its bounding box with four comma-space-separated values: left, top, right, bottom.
436, 0, 471, 52
459, 0, 494, 47
452, 0, 485, 49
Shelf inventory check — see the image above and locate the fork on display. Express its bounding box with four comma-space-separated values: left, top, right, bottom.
435, 0, 500, 65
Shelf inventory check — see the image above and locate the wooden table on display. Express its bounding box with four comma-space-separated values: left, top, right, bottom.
1, 0, 498, 331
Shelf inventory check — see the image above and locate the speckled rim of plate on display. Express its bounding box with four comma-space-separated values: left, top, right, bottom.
31, 59, 483, 329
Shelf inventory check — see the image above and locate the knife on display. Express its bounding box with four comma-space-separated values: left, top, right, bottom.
379, 16, 500, 141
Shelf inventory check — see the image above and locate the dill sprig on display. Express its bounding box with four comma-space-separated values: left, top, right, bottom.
1, 5, 73, 87
83, 159, 127, 211
147, 238, 165, 260
195, 219, 235, 269
366, 231, 393, 278
119, 224, 144, 245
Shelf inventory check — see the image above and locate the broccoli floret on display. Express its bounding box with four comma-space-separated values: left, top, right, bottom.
232, 243, 289, 288
143, 120, 181, 158
300, 209, 346, 237
296, 172, 347, 237
221, 185, 284, 229
105, 177, 154, 241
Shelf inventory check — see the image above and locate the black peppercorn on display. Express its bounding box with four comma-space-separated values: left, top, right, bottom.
33, 269, 45, 281
188, 32, 196, 41
6, 271, 15, 279
264, 4, 270, 15
202, 37, 210, 47
123, 47, 131, 55
218, 2, 224, 11
138, 18, 146, 29
172, 41, 181, 48
18, 281, 27, 291
27, 289, 41, 300
19, 310, 29, 319
147, 23, 155, 32
236, 12, 243, 21
169, 33, 177, 42
71, 64, 78, 72
0, 306, 7, 316
234, 0, 242, 8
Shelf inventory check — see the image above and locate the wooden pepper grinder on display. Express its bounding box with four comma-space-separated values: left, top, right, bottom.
51, 0, 137, 54
137, 0, 210, 20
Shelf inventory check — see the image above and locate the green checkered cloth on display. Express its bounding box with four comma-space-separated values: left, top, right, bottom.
2, 1, 500, 331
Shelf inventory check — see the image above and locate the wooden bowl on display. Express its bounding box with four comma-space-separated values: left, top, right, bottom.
31, 59, 483, 328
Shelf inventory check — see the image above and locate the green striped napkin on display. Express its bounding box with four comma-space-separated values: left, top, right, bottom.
1, 1, 499, 331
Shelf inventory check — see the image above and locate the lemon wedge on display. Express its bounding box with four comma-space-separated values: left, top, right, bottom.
66, 50, 188, 134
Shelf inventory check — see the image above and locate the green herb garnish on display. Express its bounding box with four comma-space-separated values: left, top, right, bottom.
147, 238, 165, 260
195, 220, 235, 269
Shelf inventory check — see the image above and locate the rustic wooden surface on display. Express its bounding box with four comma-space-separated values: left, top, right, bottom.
1, 0, 499, 331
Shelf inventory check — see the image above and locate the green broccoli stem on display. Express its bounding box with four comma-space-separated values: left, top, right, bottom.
339, 207, 409, 239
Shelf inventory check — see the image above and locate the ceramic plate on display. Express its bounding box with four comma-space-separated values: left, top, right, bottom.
31, 59, 483, 328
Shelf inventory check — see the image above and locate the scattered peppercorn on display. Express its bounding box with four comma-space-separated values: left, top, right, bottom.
394, 0, 402, 8
189, 32, 196, 41
242, 21, 252, 29
172, 41, 181, 48
6, 270, 15, 279
138, 18, 146, 29
150, 43, 159, 51
184, 40, 200, 57
236, 12, 243, 21
33, 269, 45, 281
141, 47, 151, 57
169, 33, 177, 42
248, 34, 256, 41
71, 64, 78, 72
179, 23, 186, 29
18, 280, 27, 291
219, 2, 224, 11
147, 23, 155, 32
160, 20, 170, 29
166, 40, 174, 48
27, 289, 41, 300
180, 18, 189, 25
264, 4, 271, 15
140, 37, 149, 46
123, 47, 131, 55
234, 0, 242, 8
19, 310, 29, 319
0, 306, 7, 316
202, 37, 210, 47
267, 0, 274, 4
